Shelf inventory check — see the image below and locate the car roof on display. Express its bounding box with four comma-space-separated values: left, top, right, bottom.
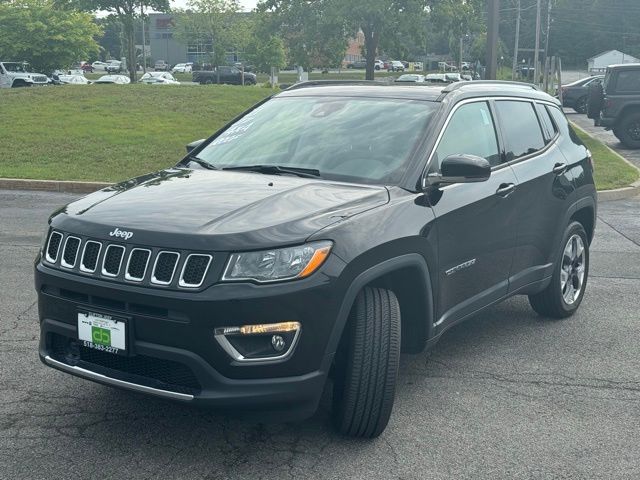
278, 81, 560, 104
607, 63, 640, 70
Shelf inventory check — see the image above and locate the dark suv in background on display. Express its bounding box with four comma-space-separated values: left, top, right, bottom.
598, 63, 640, 148
36, 81, 596, 438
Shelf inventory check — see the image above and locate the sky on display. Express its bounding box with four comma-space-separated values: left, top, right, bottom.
170, 0, 259, 10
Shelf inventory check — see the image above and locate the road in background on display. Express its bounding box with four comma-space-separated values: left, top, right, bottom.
1, 189, 639, 479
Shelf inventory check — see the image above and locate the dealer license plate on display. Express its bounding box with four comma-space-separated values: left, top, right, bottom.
78, 311, 126, 354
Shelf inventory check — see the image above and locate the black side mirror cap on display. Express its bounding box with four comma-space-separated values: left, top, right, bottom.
186, 139, 206, 153
424, 154, 491, 187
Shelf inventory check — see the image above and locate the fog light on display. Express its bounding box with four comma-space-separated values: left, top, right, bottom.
214, 322, 301, 362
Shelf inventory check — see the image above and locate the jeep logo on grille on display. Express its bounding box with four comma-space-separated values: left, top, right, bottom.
109, 228, 134, 240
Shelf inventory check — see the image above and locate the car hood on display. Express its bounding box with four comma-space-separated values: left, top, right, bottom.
51, 168, 389, 251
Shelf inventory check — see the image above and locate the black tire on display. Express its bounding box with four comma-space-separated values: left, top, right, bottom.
573, 95, 588, 114
529, 222, 589, 319
332, 287, 400, 438
616, 112, 640, 149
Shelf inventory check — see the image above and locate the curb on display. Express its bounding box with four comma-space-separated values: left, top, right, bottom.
0, 178, 112, 194
570, 122, 640, 202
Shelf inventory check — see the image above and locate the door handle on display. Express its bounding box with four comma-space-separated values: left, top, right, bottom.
552, 162, 568, 175
495, 183, 516, 197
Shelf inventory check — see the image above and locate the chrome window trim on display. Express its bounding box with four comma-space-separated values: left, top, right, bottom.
60, 236, 81, 269
214, 327, 301, 364
178, 254, 213, 288
151, 251, 180, 286
101, 244, 125, 278
124, 248, 152, 282
45, 231, 63, 264
79, 240, 102, 273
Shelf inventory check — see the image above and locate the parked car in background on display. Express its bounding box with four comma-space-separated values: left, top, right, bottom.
105, 61, 122, 73
395, 74, 425, 83
56, 74, 91, 85
0, 61, 49, 88
347, 60, 367, 69
91, 61, 108, 71
171, 63, 192, 74
426, 73, 448, 83
558, 75, 604, 114
412, 62, 424, 71
93, 74, 130, 85
445, 73, 463, 82
140, 72, 180, 85
154, 60, 170, 71
193, 66, 257, 85
596, 63, 640, 148
388, 61, 405, 72
374, 60, 386, 70
438, 62, 458, 72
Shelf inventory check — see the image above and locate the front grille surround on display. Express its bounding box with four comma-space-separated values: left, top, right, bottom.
151, 251, 180, 285
125, 248, 151, 282
179, 254, 213, 288
43, 230, 215, 290
80, 241, 102, 273
60, 236, 81, 269
45, 231, 63, 263
101, 244, 125, 277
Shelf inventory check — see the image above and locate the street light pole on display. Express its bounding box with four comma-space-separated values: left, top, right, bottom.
141, 3, 146, 74
533, 0, 541, 85
512, 0, 521, 80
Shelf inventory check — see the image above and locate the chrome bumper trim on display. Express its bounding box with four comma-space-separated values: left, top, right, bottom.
44, 355, 194, 401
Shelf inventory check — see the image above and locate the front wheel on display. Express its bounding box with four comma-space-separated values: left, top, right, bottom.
332, 287, 400, 438
529, 222, 589, 318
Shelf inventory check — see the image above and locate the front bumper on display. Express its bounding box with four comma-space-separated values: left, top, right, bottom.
36, 255, 347, 418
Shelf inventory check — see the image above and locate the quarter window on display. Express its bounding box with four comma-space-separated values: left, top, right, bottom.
615, 70, 640, 93
495, 101, 546, 161
535, 103, 557, 142
435, 101, 501, 167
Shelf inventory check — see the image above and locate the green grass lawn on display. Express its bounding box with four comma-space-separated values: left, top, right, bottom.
571, 125, 639, 190
0, 85, 271, 182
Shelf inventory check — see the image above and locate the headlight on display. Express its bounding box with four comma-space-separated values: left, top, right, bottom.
222, 241, 332, 283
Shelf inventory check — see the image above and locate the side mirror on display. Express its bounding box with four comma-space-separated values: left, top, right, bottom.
186, 139, 205, 153
425, 154, 491, 187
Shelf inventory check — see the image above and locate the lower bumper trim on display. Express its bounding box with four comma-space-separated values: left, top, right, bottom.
44, 355, 194, 401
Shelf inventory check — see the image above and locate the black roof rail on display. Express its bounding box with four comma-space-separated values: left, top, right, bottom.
441, 80, 539, 94
283, 79, 386, 91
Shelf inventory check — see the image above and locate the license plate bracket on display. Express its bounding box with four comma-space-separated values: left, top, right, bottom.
77, 310, 129, 356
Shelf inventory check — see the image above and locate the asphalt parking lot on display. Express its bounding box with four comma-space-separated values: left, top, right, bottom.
1, 189, 639, 479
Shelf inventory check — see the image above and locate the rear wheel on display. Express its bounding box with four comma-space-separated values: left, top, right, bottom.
573, 95, 588, 114
332, 287, 400, 438
616, 112, 640, 149
529, 222, 589, 318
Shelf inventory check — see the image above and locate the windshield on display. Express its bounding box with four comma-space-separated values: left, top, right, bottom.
194, 96, 436, 184
3, 62, 27, 72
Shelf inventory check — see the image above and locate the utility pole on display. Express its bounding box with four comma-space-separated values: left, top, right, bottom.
141, 3, 146, 74
533, 0, 541, 85
543, 0, 552, 65
486, 0, 500, 79
459, 36, 464, 72
512, 0, 521, 80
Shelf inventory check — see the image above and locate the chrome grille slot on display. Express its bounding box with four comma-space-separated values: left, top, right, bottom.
125, 248, 151, 282
179, 254, 212, 288
151, 251, 180, 285
102, 245, 125, 277
80, 241, 102, 273
46, 231, 63, 263
61, 236, 81, 268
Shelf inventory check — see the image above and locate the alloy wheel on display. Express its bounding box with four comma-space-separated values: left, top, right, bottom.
561, 234, 586, 305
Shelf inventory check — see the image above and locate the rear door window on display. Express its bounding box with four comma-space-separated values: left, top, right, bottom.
535, 103, 558, 142
495, 100, 546, 161
615, 70, 640, 93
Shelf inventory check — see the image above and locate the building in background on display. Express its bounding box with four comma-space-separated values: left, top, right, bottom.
342, 31, 365, 66
588, 50, 640, 73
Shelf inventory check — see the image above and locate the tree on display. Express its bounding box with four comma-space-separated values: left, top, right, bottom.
247, 35, 286, 73
174, 0, 249, 68
60, 0, 170, 82
0, 0, 101, 73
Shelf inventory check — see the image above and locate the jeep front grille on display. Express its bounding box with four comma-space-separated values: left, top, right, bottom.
179, 254, 212, 288
102, 245, 125, 277
42, 230, 213, 289
46, 232, 63, 263
125, 248, 151, 282
61, 236, 81, 268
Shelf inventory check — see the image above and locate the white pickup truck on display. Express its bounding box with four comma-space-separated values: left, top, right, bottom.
0, 61, 49, 88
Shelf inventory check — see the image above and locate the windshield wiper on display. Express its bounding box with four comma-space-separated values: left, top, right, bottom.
222, 165, 322, 179
186, 156, 218, 170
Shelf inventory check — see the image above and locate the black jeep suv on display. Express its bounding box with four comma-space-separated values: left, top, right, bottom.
595, 63, 640, 148
36, 81, 596, 438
